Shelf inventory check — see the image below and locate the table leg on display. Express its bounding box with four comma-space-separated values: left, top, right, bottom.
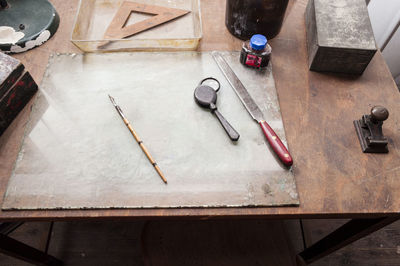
296, 216, 399, 265
0, 233, 63, 266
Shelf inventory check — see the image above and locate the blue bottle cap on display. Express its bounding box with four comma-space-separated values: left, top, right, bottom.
250, 34, 267, 50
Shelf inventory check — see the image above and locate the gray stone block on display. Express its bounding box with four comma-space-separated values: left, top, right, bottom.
305, 0, 377, 75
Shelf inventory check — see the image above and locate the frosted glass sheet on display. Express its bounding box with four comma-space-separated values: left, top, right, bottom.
3, 52, 298, 210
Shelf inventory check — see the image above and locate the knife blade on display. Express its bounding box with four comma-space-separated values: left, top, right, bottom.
212, 51, 293, 167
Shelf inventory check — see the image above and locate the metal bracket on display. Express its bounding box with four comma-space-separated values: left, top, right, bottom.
354, 106, 389, 153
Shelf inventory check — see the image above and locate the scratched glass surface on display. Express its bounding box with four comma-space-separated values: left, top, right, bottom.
3, 52, 298, 210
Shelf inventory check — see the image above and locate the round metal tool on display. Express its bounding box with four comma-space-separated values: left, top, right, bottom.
371, 106, 389, 123
199, 77, 220, 91
194, 77, 240, 141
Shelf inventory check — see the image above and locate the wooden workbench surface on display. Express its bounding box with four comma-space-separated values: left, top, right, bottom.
1, 0, 399, 221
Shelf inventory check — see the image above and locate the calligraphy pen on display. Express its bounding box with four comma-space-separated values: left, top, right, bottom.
108, 95, 167, 184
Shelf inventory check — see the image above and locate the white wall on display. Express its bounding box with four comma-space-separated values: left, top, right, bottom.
368, 0, 400, 85
383, 28, 400, 81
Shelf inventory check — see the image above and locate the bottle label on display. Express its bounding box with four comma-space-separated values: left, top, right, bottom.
245, 54, 262, 67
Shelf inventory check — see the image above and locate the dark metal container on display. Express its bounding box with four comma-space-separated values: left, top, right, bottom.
225, 0, 289, 40
0, 53, 38, 135
305, 0, 377, 75
0, 52, 24, 98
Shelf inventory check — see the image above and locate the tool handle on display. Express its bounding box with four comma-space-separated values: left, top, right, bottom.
124, 119, 167, 183
213, 110, 240, 141
259, 121, 293, 166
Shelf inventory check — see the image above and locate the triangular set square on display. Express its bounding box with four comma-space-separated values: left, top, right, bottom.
104, 1, 190, 39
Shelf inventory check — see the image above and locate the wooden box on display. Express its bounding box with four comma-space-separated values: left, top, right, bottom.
305, 0, 377, 75
0, 53, 38, 135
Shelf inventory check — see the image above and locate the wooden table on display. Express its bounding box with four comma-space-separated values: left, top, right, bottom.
1, 0, 399, 265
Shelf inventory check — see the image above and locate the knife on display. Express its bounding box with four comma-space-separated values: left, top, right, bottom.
212, 52, 293, 167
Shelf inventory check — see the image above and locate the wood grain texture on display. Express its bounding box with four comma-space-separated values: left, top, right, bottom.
142, 220, 296, 266
2, 219, 400, 265
0, 0, 400, 220
48, 221, 146, 265
303, 219, 400, 266
0, 222, 52, 266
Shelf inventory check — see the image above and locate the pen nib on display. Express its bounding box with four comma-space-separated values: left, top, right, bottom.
108, 94, 117, 106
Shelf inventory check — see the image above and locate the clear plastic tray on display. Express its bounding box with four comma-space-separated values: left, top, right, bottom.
71, 0, 202, 52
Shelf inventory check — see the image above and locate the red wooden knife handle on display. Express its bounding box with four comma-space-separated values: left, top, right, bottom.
259, 121, 293, 166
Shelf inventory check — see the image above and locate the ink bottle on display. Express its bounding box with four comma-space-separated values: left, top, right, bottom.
240, 34, 271, 69
225, 0, 289, 40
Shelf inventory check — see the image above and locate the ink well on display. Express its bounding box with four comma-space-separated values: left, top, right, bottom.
240, 34, 271, 69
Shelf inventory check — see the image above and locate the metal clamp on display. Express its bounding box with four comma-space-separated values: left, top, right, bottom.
354, 106, 389, 153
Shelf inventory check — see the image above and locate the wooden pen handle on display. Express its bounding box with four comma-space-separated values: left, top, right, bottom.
259, 121, 293, 167
124, 118, 167, 183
